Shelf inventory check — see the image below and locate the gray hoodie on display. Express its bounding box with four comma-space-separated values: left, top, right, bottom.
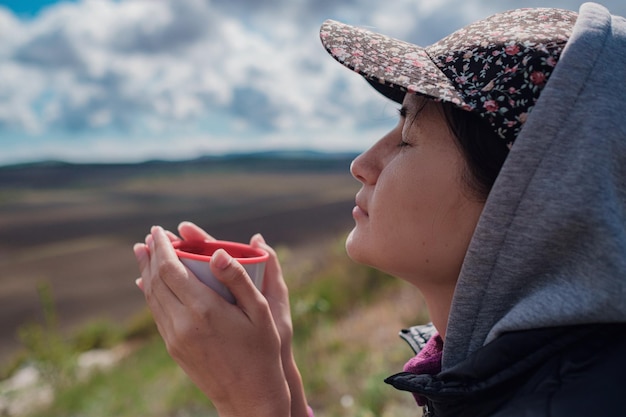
443, 2, 626, 370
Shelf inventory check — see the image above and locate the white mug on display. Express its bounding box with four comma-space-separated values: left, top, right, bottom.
173, 239, 268, 304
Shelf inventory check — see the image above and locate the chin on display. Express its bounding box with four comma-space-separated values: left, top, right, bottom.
345, 229, 358, 260
345, 228, 402, 278
345, 228, 370, 265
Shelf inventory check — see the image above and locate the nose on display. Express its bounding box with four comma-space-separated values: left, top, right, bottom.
351, 124, 401, 184
350, 141, 381, 185
350, 153, 368, 184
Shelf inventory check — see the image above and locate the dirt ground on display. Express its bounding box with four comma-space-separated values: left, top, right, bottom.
0, 168, 359, 365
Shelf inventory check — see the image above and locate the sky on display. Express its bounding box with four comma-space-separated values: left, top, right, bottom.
0, 0, 624, 166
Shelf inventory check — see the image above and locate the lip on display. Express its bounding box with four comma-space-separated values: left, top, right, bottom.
352, 205, 368, 219
353, 195, 369, 218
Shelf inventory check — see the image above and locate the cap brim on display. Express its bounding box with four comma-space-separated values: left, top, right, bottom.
320, 19, 464, 105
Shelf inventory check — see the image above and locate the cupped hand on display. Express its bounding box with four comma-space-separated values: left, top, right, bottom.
171, 221, 295, 349
136, 221, 294, 347
133, 225, 290, 417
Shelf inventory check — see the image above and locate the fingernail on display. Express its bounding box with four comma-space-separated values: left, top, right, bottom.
212, 249, 232, 270
252, 233, 266, 244
135, 278, 144, 291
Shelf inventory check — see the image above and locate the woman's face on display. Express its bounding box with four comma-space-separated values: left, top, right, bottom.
346, 94, 485, 289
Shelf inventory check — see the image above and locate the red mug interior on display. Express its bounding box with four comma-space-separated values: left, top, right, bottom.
172, 240, 269, 264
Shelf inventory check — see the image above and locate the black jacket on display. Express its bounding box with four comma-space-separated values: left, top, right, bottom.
385, 323, 626, 417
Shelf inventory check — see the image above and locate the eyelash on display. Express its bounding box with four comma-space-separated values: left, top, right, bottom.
397, 107, 410, 148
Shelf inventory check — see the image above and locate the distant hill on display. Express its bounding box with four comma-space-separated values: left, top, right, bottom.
0, 150, 358, 189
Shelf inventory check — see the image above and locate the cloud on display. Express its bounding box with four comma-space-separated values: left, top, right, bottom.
1, 0, 374, 137
1, 0, 625, 164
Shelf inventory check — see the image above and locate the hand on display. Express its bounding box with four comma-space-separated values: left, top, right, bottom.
134, 225, 290, 417
249, 233, 310, 417
178, 222, 310, 417
164, 221, 295, 350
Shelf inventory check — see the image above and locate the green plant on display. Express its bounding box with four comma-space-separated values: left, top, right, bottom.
122, 307, 159, 341
71, 319, 124, 352
289, 256, 396, 343
17, 282, 76, 387
25, 339, 216, 417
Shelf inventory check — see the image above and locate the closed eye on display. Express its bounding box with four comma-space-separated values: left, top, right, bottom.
397, 106, 411, 148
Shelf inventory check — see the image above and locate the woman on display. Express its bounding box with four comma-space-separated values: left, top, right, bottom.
134, 3, 626, 416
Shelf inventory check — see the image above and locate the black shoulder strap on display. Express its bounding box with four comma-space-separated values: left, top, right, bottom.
399, 323, 437, 354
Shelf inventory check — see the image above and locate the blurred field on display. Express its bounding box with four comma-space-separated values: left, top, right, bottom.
9, 233, 427, 417
0, 156, 360, 365
0, 156, 431, 417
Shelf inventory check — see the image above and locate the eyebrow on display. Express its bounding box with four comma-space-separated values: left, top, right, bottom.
402, 95, 430, 126
414, 94, 430, 108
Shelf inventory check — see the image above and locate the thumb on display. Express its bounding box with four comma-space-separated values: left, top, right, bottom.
210, 249, 265, 313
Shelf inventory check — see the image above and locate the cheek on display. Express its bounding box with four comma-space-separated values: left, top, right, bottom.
345, 167, 425, 272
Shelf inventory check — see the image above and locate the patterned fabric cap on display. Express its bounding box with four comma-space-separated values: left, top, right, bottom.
320, 8, 577, 147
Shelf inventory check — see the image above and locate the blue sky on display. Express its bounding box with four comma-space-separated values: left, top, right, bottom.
0, 0, 76, 17
1, 0, 624, 165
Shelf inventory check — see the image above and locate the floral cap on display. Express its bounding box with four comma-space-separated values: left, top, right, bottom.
320, 8, 577, 147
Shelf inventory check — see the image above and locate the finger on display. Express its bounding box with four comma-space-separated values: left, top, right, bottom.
143, 230, 191, 343
146, 228, 179, 243
147, 226, 187, 312
133, 242, 149, 293
178, 221, 216, 242
134, 236, 175, 339
133, 242, 150, 274
151, 225, 217, 306
165, 230, 180, 242
150, 226, 185, 302
250, 234, 288, 299
210, 249, 266, 316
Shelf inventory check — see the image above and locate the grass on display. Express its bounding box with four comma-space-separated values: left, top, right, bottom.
28, 340, 215, 417
9, 234, 428, 417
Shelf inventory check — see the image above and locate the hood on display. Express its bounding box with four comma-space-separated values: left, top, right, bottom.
443, 2, 626, 369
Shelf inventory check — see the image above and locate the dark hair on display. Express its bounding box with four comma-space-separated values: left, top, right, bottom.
441, 102, 510, 201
